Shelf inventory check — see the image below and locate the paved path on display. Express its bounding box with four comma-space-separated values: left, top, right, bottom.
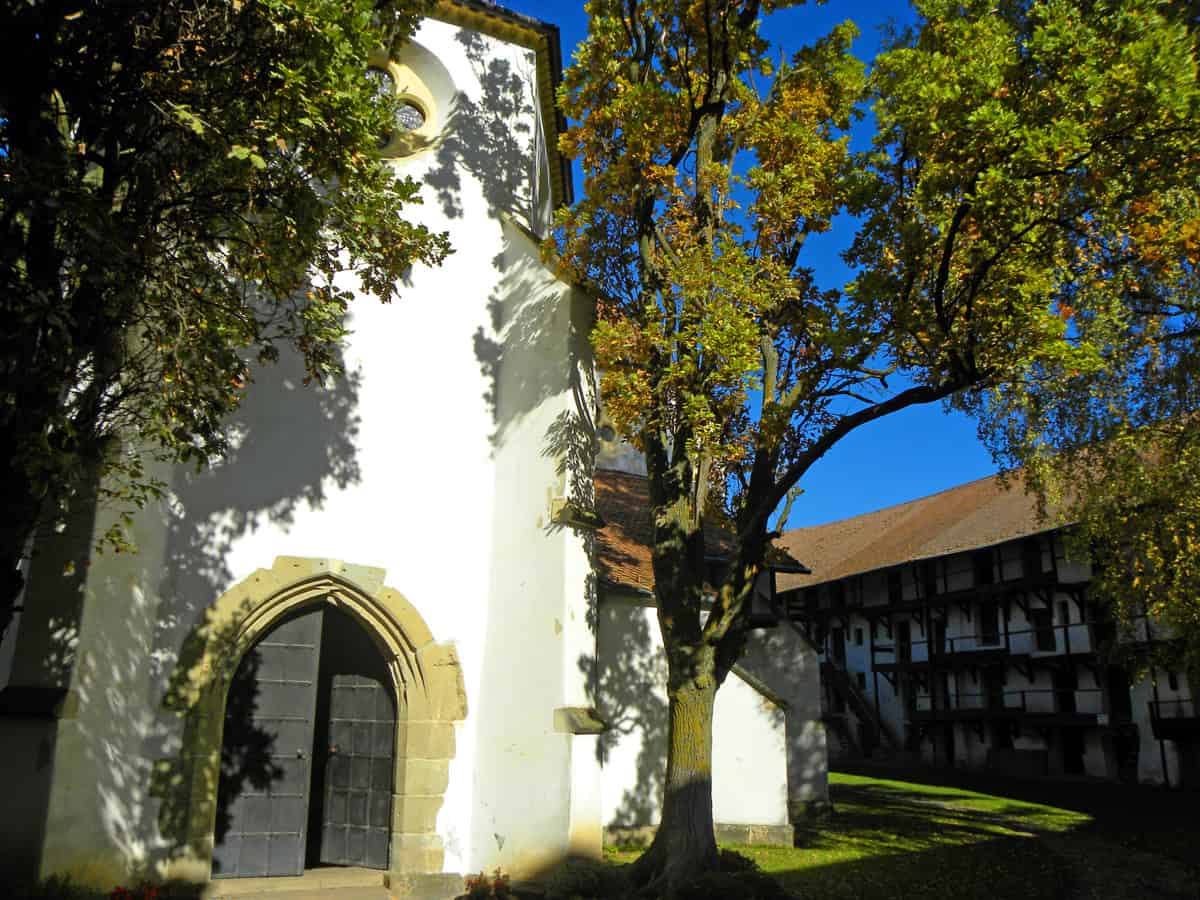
208, 888, 391, 900
204, 867, 393, 900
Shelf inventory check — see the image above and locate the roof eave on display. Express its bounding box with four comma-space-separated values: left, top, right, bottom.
432, 1, 575, 209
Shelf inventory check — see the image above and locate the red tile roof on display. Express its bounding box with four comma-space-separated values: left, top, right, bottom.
775, 470, 1069, 591
593, 469, 693, 592
593, 468, 802, 593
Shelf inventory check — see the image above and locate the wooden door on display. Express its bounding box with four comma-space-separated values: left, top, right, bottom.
212, 608, 324, 878
319, 674, 396, 868
312, 606, 396, 870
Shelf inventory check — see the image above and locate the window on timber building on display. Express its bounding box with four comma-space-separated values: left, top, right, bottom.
1021, 537, 1042, 579
1030, 608, 1055, 651
978, 602, 1000, 646
920, 560, 938, 598
887, 570, 903, 605
973, 549, 994, 586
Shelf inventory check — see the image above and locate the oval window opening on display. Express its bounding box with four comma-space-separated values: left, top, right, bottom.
395, 101, 426, 132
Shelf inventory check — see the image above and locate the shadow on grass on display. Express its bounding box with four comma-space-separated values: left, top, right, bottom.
834, 764, 1200, 872
606, 833, 1068, 900
604, 774, 1192, 900
772, 837, 1068, 900
489, 774, 1197, 900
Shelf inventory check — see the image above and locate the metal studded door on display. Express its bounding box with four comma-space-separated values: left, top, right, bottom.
319, 671, 396, 868
212, 607, 324, 878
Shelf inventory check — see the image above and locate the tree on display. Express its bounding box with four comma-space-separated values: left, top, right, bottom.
968, 157, 1200, 676
0, 0, 451, 640
555, 0, 1199, 889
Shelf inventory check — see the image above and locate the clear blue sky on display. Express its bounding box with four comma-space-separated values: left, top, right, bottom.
501, 1, 1000, 529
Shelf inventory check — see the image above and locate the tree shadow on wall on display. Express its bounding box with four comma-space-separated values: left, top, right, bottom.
24, 336, 369, 884
589, 599, 670, 829
426, 29, 545, 225
148, 344, 364, 868
473, 220, 595, 450
738, 622, 831, 818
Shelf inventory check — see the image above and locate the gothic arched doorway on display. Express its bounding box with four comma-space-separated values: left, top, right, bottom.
211, 604, 399, 878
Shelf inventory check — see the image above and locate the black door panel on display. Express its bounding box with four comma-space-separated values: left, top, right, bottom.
313, 607, 396, 870
212, 608, 324, 878
319, 672, 395, 868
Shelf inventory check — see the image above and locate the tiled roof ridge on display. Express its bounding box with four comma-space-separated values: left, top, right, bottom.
784, 467, 1018, 536
592, 467, 805, 593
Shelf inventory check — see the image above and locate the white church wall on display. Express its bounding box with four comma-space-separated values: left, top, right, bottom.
596, 595, 667, 830
736, 622, 828, 815
2, 14, 595, 889
712, 674, 788, 827
596, 591, 820, 835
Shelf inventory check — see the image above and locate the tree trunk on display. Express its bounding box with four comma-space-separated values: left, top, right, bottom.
0, 468, 42, 647
630, 654, 720, 895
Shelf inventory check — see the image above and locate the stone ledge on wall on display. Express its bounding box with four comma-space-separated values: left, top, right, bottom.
603, 822, 795, 849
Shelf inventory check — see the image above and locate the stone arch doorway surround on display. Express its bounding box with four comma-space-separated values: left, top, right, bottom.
171, 557, 466, 884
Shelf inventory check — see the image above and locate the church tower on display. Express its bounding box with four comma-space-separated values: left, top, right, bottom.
0, 4, 601, 895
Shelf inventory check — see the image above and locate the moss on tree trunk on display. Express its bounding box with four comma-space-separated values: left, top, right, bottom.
630, 651, 720, 894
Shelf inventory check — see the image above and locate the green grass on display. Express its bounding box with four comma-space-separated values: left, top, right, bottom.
763, 773, 1084, 900
605, 772, 1199, 900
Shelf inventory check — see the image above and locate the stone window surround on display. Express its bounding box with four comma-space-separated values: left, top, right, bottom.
166, 556, 466, 887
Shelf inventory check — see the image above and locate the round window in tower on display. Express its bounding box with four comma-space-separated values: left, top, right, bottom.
365, 49, 442, 158
394, 101, 426, 133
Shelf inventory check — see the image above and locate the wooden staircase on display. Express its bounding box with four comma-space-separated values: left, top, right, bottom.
780, 616, 901, 758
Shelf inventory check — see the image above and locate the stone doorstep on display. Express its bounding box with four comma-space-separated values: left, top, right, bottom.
204, 867, 385, 898
203, 870, 466, 900
207, 889, 390, 900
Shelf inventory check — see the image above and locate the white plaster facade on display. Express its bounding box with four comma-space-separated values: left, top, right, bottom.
0, 6, 820, 895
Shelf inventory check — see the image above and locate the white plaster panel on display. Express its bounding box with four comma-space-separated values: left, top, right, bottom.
596, 594, 811, 830
712, 673, 788, 827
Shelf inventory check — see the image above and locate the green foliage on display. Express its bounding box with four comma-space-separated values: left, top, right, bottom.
557, 0, 1199, 881
559, 0, 1199, 615
0, 0, 450, 589
904, 1, 1200, 672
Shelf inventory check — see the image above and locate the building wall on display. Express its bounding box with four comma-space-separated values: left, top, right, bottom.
596, 590, 824, 834
794, 530, 1192, 787
0, 18, 599, 890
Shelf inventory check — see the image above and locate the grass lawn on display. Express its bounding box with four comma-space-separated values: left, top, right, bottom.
606, 771, 1200, 900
